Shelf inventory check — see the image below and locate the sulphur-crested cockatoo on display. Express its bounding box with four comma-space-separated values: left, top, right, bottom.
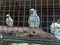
6, 14, 13, 27
28, 8, 40, 27
50, 19, 60, 40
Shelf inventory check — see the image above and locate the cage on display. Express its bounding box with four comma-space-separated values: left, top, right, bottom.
0, 0, 60, 45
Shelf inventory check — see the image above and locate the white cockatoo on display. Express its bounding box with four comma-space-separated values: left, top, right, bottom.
50, 19, 60, 40
28, 8, 40, 27
6, 14, 13, 27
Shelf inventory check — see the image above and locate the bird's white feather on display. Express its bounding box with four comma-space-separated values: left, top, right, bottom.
28, 9, 40, 27
0, 34, 3, 39
50, 22, 60, 40
6, 14, 13, 26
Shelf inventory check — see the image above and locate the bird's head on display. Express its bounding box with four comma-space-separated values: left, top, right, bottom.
6, 14, 10, 18
57, 19, 60, 24
29, 8, 37, 14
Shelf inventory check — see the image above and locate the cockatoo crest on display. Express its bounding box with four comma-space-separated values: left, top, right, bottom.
6, 14, 10, 17
29, 8, 37, 15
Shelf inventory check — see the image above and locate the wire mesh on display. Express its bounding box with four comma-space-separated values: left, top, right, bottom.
0, 0, 60, 45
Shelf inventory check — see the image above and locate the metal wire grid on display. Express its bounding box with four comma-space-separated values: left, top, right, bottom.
0, 0, 60, 45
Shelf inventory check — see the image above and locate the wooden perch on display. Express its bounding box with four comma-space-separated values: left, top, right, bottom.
0, 26, 56, 40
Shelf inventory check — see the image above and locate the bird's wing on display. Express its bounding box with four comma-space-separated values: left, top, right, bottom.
6, 17, 13, 26
6, 18, 9, 25
9, 17, 13, 26
36, 15, 40, 25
